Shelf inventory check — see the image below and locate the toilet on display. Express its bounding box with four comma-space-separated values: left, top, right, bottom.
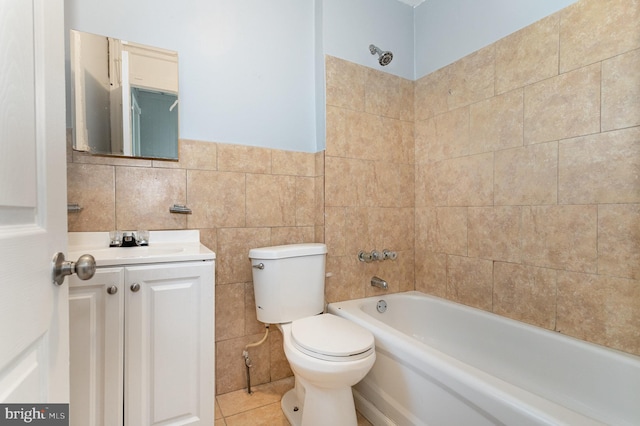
249, 243, 375, 426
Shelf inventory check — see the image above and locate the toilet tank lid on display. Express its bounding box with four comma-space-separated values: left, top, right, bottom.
249, 243, 327, 259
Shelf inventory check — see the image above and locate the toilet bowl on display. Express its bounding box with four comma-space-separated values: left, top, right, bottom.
249, 243, 376, 426
278, 314, 376, 426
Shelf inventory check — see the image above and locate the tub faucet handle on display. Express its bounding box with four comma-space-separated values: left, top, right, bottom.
371, 250, 382, 261
358, 250, 373, 263
371, 276, 388, 290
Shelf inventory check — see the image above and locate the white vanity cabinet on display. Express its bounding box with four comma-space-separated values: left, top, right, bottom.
68, 231, 215, 426
69, 267, 125, 425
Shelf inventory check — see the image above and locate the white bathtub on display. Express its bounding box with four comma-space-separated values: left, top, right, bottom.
328, 291, 640, 426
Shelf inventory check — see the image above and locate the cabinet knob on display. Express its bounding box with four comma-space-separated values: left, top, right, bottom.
130, 283, 141, 292
107, 285, 118, 295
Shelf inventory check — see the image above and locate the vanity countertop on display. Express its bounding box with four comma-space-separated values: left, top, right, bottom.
68, 230, 215, 266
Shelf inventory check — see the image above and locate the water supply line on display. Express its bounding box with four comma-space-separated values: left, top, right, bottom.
242, 324, 270, 394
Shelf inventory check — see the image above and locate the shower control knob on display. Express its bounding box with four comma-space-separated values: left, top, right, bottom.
130, 283, 141, 292
107, 285, 118, 295
383, 249, 397, 260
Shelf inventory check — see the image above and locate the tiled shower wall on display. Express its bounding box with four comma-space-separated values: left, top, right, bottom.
413, 0, 639, 355
66, 137, 324, 394
324, 56, 416, 303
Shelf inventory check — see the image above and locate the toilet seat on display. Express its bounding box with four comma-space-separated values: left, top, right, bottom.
290, 314, 374, 362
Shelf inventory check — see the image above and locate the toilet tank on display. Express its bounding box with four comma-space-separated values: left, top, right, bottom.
249, 243, 327, 324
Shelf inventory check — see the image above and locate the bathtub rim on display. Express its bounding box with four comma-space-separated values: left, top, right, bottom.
328, 291, 640, 426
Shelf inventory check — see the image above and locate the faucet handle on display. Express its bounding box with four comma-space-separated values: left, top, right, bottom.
382, 249, 397, 260
358, 250, 373, 263
371, 250, 382, 261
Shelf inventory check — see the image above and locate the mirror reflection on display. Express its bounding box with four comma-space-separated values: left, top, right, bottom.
70, 30, 179, 160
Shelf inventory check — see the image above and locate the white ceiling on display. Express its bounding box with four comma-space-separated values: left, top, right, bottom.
395, 0, 426, 7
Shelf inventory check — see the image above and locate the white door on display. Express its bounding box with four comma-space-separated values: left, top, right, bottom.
0, 0, 69, 403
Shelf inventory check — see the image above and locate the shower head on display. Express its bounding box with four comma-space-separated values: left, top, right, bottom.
369, 44, 393, 66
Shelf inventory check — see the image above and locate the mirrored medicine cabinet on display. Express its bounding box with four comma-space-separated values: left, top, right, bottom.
70, 30, 179, 160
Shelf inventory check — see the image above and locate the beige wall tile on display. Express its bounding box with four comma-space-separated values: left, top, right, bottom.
495, 15, 559, 94
215, 283, 245, 341
379, 117, 409, 163
367, 207, 414, 251
414, 66, 450, 120
272, 150, 316, 176
602, 48, 640, 131
199, 228, 217, 254
216, 227, 271, 285
559, 127, 640, 204
430, 153, 494, 207
416, 207, 467, 256
494, 142, 558, 206
446, 255, 493, 311
557, 271, 640, 355
365, 68, 404, 119
344, 207, 375, 255
372, 161, 414, 208
295, 176, 316, 226
414, 207, 430, 252
469, 89, 524, 154
414, 118, 435, 165
414, 163, 433, 207
524, 63, 601, 145
522, 205, 597, 273
468, 207, 522, 263
325, 206, 347, 256
397, 120, 415, 164
324, 156, 368, 207
216, 333, 270, 394
446, 45, 495, 110
326, 107, 394, 162
115, 166, 187, 230
325, 55, 365, 110
158, 139, 217, 170
269, 329, 292, 381
598, 204, 640, 281
67, 163, 116, 231
186, 170, 246, 229
399, 78, 415, 122
269, 226, 315, 246
493, 262, 557, 329
426, 107, 470, 162
415, 251, 447, 297
217, 144, 272, 174
244, 282, 263, 335
560, 0, 640, 73
324, 255, 366, 303
246, 174, 296, 227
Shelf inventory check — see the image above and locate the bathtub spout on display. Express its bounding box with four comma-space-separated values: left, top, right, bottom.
371, 276, 388, 290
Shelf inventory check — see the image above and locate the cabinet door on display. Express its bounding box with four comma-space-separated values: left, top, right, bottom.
125, 261, 214, 425
69, 267, 125, 426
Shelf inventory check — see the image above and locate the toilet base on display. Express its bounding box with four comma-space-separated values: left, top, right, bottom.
280, 380, 358, 426
281, 389, 303, 426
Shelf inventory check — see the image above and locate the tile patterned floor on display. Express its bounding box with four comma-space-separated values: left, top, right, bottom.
215, 377, 373, 425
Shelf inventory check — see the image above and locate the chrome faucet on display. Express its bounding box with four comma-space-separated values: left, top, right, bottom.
371, 276, 388, 290
109, 231, 149, 247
